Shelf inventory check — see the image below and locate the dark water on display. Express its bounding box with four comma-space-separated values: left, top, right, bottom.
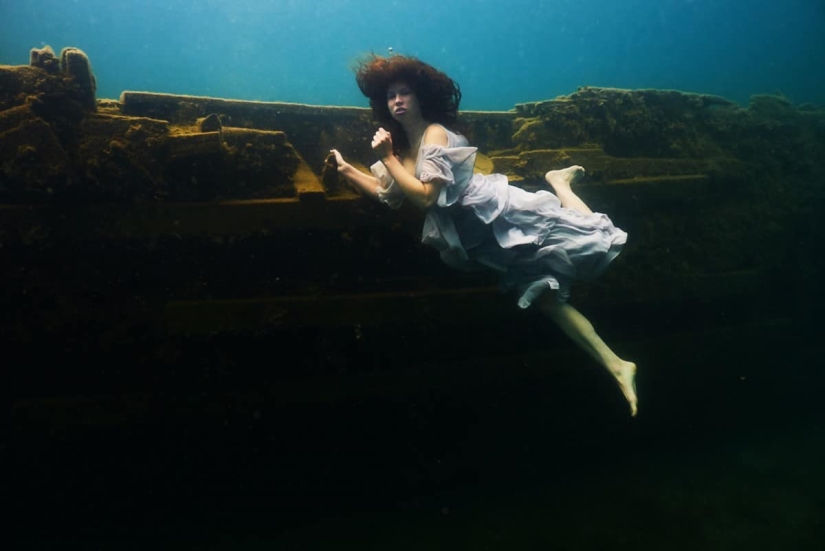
9, 297, 824, 549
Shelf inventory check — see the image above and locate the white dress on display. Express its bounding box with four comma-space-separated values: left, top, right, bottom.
370, 125, 627, 308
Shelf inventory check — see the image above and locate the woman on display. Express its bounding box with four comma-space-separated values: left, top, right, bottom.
331, 55, 637, 416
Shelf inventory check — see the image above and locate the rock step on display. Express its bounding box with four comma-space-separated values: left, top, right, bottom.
489, 148, 745, 184
11, 316, 792, 428
0, 169, 711, 240
164, 269, 765, 334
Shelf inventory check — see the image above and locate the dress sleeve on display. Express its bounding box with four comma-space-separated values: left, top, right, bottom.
418, 145, 478, 207
370, 160, 405, 209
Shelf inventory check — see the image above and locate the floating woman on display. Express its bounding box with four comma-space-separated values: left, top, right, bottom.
331, 55, 637, 416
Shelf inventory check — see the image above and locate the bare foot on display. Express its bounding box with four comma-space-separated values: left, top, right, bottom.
611, 361, 638, 417
544, 165, 585, 192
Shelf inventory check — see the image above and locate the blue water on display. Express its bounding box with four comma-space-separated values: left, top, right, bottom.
1, 0, 823, 109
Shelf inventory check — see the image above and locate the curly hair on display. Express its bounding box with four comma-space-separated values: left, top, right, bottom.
354, 54, 463, 154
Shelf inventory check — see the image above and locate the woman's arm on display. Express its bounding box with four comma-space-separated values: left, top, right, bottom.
373, 125, 448, 210
329, 149, 381, 200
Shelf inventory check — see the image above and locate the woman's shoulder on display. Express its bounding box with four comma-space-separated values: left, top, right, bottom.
424, 123, 467, 147
423, 123, 449, 146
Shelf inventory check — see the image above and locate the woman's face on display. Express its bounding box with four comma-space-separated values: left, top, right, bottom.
386, 80, 421, 122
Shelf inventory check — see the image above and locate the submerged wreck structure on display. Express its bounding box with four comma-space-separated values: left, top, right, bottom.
2, 46, 823, 424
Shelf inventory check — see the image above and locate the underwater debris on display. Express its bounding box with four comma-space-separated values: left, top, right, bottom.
59, 46, 97, 111
748, 93, 795, 118
199, 113, 223, 133
29, 45, 59, 74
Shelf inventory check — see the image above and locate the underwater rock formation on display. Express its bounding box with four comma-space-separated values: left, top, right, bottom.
198, 113, 223, 133
59, 47, 97, 110
1, 45, 823, 405
29, 45, 59, 74
1, 49, 315, 202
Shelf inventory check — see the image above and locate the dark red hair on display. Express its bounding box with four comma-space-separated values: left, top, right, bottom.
355, 54, 463, 153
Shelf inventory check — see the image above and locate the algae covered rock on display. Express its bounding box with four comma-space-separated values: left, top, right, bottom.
60, 47, 97, 111
1, 46, 319, 202
512, 87, 739, 159
29, 45, 59, 74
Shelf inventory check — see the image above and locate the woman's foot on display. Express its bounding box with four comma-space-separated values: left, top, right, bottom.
544, 165, 585, 192
611, 361, 638, 417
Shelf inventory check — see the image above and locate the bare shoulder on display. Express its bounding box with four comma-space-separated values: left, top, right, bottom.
423, 123, 449, 147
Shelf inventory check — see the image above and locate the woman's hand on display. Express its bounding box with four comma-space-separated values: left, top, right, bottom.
328, 148, 382, 200
371, 127, 394, 161
329, 149, 350, 172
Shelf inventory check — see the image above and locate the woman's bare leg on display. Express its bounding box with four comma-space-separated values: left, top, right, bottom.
545, 166, 592, 215
541, 167, 636, 414
538, 292, 638, 416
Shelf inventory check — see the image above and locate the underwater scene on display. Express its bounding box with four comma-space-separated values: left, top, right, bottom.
2, 1, 824, 549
